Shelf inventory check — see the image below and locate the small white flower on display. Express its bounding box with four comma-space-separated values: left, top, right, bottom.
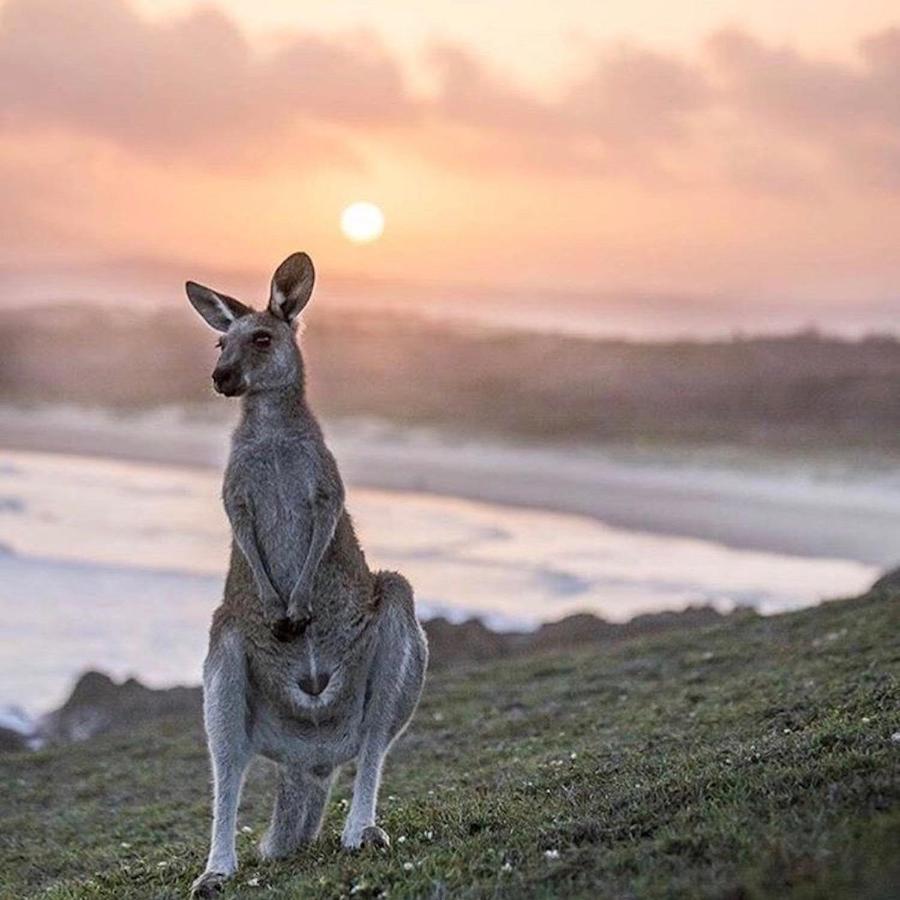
862, 717, 871, 724
544, 849, 560, 860
403, 862, 414, 871
423, 830, 433, 841
246, 876, 260, 887
156, 861, 167, 868
241, 826, 253, 834
397, 835, 406, 843
387, 794, 398, 801
891, 731, 900, 743
570, 752, 577, 760
119, 842, 131, 849
501, 861, 513, 873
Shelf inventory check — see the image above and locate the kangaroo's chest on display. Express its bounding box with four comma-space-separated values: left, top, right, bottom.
226, 438, 320, 585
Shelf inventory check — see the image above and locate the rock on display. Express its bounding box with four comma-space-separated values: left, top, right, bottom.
531, 613, 618, 652
0, 705, 36, 754
622, 605, 728, 638
871, 567, 900, 594
425, 605, 729, 668
424, 617, 513, 668
39, 671, 201, 745
0, 726, 27, 753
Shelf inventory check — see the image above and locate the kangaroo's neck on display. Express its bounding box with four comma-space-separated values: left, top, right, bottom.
238, 380, 318, 435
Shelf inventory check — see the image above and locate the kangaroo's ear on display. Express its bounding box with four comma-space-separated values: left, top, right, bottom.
185, 281, 251, 332
269, 252, 315, 323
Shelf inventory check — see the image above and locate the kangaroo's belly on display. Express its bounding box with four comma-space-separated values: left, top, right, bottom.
240, 604, 379, 763
251, 691, 367, 767
246, 638, 373, 767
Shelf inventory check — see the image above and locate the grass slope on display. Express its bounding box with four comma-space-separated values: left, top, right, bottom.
2, 591, 899, 899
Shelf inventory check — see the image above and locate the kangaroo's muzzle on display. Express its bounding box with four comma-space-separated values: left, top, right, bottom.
212, 366, 244, 397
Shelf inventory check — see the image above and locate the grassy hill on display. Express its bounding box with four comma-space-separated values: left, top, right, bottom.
2, 589, 898, 899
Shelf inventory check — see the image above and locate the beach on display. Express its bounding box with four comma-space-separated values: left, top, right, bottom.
0, 404, 886, 712
2, 403, 899, 563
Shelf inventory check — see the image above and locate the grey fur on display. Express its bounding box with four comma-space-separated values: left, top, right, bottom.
186, 253, 428, 898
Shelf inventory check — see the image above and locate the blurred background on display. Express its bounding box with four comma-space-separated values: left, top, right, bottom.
1, 0, 899, 716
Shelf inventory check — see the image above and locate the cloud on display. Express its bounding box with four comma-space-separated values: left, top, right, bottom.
0, 0, 413, 165
707, 28, 900, 189
429, 29, 900, 190
429, 45, 557, 132
561, 45, 711, 147
0, 0, 899, 194
427, 43, 710, 178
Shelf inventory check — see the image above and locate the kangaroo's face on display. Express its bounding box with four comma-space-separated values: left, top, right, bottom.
186, 252, 315, 398
211, 312, 299, 397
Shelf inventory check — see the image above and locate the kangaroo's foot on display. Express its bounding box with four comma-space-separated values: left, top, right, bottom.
190, 869, 232, 898
342, 823, 391, 851
360, 825, 391, 850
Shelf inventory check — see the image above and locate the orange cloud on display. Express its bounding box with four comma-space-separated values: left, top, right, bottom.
4, 0, 900, 190
1, 0, 900, 303
708, 27, 900, 189
0, 0, 413, 166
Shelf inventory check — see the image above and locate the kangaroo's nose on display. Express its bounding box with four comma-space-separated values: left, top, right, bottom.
298, 671, 330, 697
212, 366, 240, 395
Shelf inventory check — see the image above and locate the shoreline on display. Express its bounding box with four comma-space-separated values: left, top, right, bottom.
0, 404, 898, 566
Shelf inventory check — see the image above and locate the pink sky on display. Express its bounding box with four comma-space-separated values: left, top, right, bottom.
1, 0, 900, 325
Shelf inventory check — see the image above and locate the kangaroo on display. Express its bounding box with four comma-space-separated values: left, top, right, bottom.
185, 252, 428, 899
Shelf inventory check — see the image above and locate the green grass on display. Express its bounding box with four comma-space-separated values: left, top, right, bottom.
2, 591, 899, 899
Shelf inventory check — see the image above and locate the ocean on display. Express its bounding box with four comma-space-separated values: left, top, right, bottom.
0, 447, 876, 713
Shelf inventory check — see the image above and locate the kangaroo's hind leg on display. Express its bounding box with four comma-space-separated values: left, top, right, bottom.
259, 765, 336, 860
192, 629, 253, 899
342, 572, 428, 850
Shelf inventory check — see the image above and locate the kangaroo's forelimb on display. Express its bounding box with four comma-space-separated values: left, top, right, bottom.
287, 480, 344, 621
227, 495, 285, 623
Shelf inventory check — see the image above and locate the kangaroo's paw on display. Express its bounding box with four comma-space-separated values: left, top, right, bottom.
361, 825, 391, 850
190, 870, 232, 898
343, 824, 391, 852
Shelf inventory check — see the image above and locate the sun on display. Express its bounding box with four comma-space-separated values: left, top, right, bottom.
340, 201, 385, 244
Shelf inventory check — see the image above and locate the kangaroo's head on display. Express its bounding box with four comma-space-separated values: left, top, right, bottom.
185, 252, 314, 397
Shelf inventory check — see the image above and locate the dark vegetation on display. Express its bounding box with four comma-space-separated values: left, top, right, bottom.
1, 587, 898, 898
3, 304, 900, 450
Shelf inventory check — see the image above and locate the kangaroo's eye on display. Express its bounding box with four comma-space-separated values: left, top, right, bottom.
253, 332, 272, 349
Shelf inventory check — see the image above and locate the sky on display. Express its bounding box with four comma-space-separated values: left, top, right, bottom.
1, 0, 900, 329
